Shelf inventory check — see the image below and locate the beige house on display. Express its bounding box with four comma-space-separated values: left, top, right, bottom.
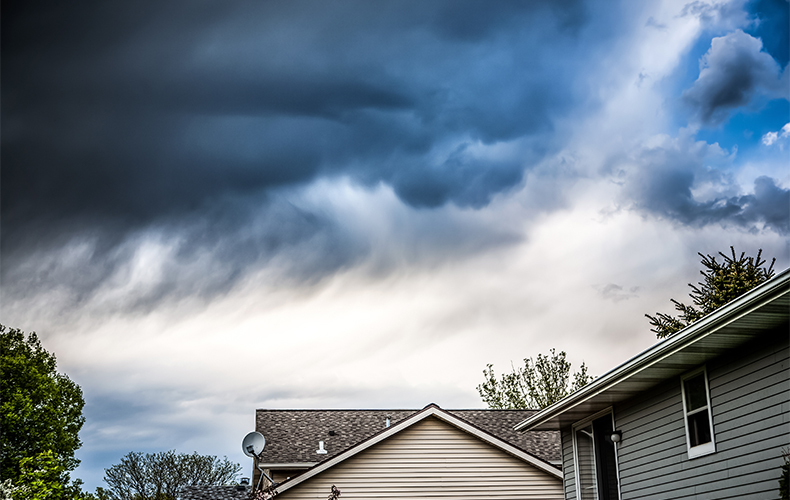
270, 404, 563, 499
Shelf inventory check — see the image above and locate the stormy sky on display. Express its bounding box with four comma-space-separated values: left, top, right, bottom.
2, 0, 788, 490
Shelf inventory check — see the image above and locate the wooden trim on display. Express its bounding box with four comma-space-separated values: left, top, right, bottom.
680, 366, 716, 459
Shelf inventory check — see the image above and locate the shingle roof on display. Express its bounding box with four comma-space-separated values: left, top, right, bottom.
180, 485, 251, 500
255, 406, 560, 465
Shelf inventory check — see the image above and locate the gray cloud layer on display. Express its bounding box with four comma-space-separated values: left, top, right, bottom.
2, 0, 596, 310
622, 137, 789, 233
2, 0, 586, 247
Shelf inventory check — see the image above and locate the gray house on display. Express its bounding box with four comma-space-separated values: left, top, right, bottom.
514, 268, 789, 500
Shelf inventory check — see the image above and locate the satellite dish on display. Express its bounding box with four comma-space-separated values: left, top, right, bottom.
242, 431, 265, 457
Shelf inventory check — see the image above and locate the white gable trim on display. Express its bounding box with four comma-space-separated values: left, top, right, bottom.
274, 404, 561, 494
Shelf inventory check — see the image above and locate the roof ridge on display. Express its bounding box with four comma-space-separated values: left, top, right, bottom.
255, 408, 539, 411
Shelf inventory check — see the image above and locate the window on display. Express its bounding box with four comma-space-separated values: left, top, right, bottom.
681, 367, 715, 458
573, 410, 620, 500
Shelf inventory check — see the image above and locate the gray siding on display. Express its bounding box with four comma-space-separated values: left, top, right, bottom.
277, 416, 563, 500
561, 428, 576, 500
613, 327, 789, 500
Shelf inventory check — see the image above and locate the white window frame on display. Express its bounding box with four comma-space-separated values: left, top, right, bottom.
571, 407, 622, 500
680, 366, 716, 459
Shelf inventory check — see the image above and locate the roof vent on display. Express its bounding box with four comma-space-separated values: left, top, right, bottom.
385, 415, 391, 428
328, 430, 336, 436
317, 441, 328, 454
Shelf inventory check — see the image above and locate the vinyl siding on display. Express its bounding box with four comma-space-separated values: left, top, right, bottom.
276, 416, 563, 500
613, 326, 789, 500
560, 428, 576, 500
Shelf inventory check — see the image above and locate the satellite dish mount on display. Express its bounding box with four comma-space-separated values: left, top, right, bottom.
242, 431, 276, 492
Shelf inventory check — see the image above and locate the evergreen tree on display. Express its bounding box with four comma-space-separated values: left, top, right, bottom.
646, 248, 776, 339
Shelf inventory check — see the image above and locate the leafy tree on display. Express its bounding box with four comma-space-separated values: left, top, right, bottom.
4, 450, 86, 500
646, 248, 776, 339
477, 349, 592, 409
81, 487, 112, 500
0, 325, 85, 493
102, 451, 241, 500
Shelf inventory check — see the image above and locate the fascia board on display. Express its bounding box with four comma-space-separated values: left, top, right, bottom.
514, 267, 790, 432
255, 462, 316, 469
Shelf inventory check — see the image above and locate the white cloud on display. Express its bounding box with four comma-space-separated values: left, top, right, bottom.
762, 122, 790, 146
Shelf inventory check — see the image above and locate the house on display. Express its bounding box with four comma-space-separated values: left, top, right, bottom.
254, 407, 561, 485
514, 268, 790, 500
255, 405, 564, 499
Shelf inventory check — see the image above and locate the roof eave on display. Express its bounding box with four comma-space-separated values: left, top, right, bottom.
255, 462, 316, 469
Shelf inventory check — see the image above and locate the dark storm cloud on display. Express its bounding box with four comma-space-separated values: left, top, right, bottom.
623, 138, 790, 234
1, 0, 592, 305
682, 30, 786, 125
2, 0, 585, 237
739, 176, 790, 234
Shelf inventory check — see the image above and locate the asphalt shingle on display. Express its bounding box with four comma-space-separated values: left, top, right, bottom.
254, 407, 560, 465
181, 485, 251, 500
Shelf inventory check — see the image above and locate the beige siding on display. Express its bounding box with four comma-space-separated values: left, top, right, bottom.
276, 416, 562, 500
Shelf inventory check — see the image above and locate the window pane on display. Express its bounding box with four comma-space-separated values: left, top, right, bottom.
684, 373, 708, 412
576, 424, 597, 500
687, 408, 712, 447
592, 415, 619, 500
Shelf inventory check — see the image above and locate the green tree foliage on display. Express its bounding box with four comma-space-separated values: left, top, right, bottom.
477, 349, 592, 409
80, 487, 112, 500
0, 325, 85, 492
646, 248, 776, 339
102, 451, 241, 500
2, 450, 86, 500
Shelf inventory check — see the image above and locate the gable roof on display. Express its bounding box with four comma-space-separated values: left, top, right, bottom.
515, 267, 790, 432
273, 404, 562, 495
255, 407, 560, 466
